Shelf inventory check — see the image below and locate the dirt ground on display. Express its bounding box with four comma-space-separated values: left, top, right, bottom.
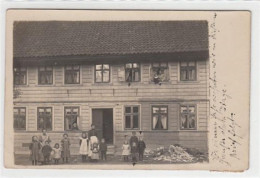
14, 154, 207, 166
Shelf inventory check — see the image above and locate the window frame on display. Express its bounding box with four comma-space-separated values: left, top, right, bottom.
13, 66, 27, 85
150, 62, 169, 82
38, 66, 53, 85
179, 104, 197, 130
180, 61, 197, 81
37, 107, 53, 131
151, 105, 168, 130
124, 105, 140, 130
64, 106, 80, 131
94, 64, 110, 83
125, 63, 141, 82
13, 107, 26, 130
64, 65, 80, 84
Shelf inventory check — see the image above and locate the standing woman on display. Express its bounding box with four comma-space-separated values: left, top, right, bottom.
39, 129, 51, 164
61, 133, 71, 163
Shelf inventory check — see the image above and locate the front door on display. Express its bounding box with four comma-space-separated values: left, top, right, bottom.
92, 109, 113, 144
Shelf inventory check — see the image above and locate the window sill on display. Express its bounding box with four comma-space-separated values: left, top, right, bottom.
177, 80, 200, 84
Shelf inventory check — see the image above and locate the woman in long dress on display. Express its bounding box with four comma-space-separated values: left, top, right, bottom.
79, 132, 89, 162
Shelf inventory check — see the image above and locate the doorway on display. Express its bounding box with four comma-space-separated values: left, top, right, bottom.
92, 108, 113, 144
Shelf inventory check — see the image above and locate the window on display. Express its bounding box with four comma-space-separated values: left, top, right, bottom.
37, 107, 52, 131
125, 63, 140, 82
14, 67, 27, 85
180, 105, 196, 130
180, 61, 196, 81
38, 66, 53, 85
152, 106, 168, 130
64, 107, 79, 130
13, 107, 26, 130
95, 64, 110, 83
150, 62, 169, 83
65, 65, 80, 84
124, 106, 139, 129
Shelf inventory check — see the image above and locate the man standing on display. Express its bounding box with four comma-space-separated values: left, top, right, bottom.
129, 131, 139, 152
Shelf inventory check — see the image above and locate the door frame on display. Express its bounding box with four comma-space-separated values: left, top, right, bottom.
89, 106, 115, 145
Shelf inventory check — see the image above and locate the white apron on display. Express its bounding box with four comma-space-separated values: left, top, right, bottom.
79, 138, 88, 155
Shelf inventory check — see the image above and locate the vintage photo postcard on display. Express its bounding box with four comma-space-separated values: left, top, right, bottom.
4, 10, 250, 171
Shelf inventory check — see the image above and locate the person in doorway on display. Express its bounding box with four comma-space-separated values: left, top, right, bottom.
79, 132, 89, 162
99, 138, 107, 161
61, 133, 70, 163
88, 124, 98, 138
138, 137, 146, 161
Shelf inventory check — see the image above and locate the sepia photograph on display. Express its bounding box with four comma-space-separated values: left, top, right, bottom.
4, 10, 250, 171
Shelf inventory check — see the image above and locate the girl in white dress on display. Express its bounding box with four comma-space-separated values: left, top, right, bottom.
122, 140, 130, 161
79, 132, 89, 162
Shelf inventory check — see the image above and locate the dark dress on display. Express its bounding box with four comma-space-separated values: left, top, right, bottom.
42, 145, 52, 163
29, 141, 41, 161
99, 142, 107, 160
129, 136, 139, 150
88, 129, 98, 138
61, 138, 70, 159
138, 140, 146, 161
131, 145, 138, 162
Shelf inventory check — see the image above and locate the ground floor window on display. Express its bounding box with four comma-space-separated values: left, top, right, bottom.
124, 106, 139, 129
37, 107, 52, 130
64, 107, 80, 130
180, 105, 196, 130
13, 107, 26, 130
152, 106, 168, 130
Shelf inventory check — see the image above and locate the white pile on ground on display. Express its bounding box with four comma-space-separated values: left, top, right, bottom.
145, 145, 196, 163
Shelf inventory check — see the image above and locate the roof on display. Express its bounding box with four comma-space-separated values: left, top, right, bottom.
13, 21, 208, 60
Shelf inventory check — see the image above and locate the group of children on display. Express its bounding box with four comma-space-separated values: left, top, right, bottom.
122, 131, 146, 162
29, 127, 146, 165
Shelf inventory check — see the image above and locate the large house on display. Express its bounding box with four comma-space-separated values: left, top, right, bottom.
13, 21, 209, 155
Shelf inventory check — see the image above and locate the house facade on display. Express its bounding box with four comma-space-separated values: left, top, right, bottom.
13, 21, 209, 155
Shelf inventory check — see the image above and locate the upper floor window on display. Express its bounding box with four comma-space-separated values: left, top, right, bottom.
37, 107, 52, 131
125, 63, 140, 82
180, 105, 196, 130
13, 107, 26, 130
14, 67, 27, 85
65, 65, 80, 84
150, 62, 169, 83
180, 61, 196, 81
124, 106, 139, 129
64, 107, 79, 131
152, 106, 168, 130
95, 64, 110, 83
38, 66, 53, 85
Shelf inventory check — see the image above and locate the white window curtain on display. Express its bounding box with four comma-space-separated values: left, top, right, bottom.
153, 116, 158, 129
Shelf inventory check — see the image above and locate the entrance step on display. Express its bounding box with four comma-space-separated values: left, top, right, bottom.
107, 145, 116, 155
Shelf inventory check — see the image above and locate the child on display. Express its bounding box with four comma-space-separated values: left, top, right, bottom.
61, 133, 70, 163
29, 136, 41, 165
99, 138, 107, 161
42, 141, 52, 164
79, 132, 89, 162
91, 142, 99, 162
122, 140, 130, 162
138, 137, 146, 161
52, 143, 61, 164
131, 142, 138, 162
